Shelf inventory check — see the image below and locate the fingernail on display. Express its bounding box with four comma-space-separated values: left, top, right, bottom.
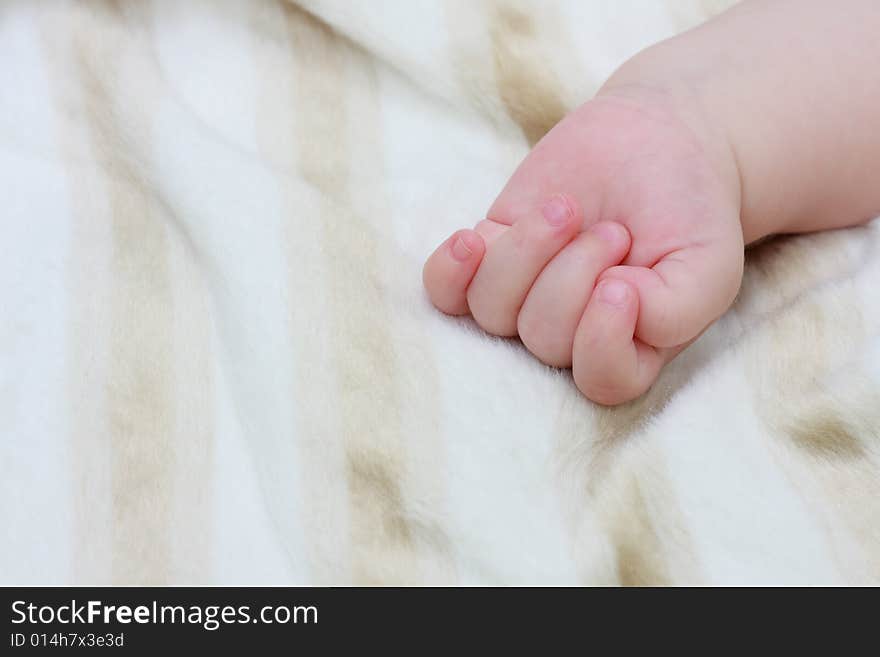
542, 195, 572, 227
451, 235, 472, 262
597, 279, 629, 306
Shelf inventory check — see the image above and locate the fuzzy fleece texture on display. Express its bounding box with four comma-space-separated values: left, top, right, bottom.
2, 0, 879, 585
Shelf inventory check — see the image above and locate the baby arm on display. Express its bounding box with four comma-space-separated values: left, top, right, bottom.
606, 0, 880, 242
424, 0, 880, 404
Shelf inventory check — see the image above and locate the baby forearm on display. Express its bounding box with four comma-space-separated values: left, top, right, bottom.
602, 0, 880, 243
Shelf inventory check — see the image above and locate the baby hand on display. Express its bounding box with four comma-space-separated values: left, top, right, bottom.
424, 90, 744, 405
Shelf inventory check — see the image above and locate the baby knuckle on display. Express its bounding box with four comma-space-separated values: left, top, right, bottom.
517, 311, 570, 367
516, 309, 542, 343
469, 298, 517, 337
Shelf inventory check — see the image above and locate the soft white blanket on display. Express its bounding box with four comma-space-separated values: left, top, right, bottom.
2, 0, 879, 585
